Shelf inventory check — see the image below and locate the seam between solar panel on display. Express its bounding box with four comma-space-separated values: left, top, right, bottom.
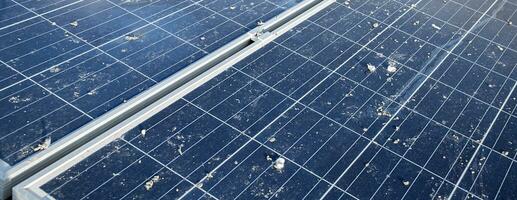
0, 0, 85, 31
8, 0, 512, 199
175, 0, 394, 196
173, 1, 350, 198
112, 14, 355, 196
175, 0, 506, 197
12, 0, 292, 187
13, 0, 330, 198
318, 0, 502, 198
177, 0, 484, 197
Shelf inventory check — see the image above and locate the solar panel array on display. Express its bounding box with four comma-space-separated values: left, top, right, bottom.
0, 0, 301, 166
19, 0, 516, 199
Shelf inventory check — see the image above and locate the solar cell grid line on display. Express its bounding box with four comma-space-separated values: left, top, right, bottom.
176, 99, 359, 200
427, 22, 517, 200
101, 138, 221, 200
0, 0, 246, 95
457, 84, 517, 199
1, 0, 262, 88
218, 1, 504, 198
0, 0, 296, 164
319, 0, 503, 198
137, 0, 408, 197
372, 0, 517, 83
0, 60, 94, 119
3, 0, 306, 198
0, 0, 85, 32
354, 0, 512, 194
14, 1, 336, 198
380, 24, 516, 200
10, 0, 512, 198
298, 1, 517, 162
457, 67, 517, 197
390, 0, 517, 61
10, 0, 206, 80
177, 0, 428, 197
0, 0, 79, 29
370, 31, 512, 200
224, 0, 450, 196
492, 105, 517, 200
292, 1, 490, 198
41, 15, 338, 197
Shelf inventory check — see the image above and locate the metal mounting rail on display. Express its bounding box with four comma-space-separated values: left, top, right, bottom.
8, 0, 335, 199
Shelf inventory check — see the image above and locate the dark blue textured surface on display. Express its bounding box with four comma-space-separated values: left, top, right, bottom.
30, 0, 517, 199
0, 0, 300, 165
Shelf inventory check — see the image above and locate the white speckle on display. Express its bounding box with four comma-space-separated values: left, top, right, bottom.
344, 1, 350, 5
69, 20, 78, 27
273, 157, 285, 171
508, 20, 513, 25
266, 155, 273, 161
367, 63, 376, 73
124, 34, 140, 41
178, 144, 184, 155
488, 84, 496, 88
403, 180, 410, 186
87, 90, 97, 96
49, 66, 61, 73
9, 95, 31, 104
431, 24, 441, 30
141, 129, 146, 137
229, 5, 236, 10
51, 21, 56, 26
413, 20, 420, 26
144, 176, 160, 190
372, 22, 379, 28
393, 139, 400, 144
200, 36, 206, 40
395, 126, 400, 131
502, 151, 509, 156
268, 137, 276, 143
497, 45, 504, 51
387, 61, 397, 73
362, 128, 368, 132
32, 138, 52, 152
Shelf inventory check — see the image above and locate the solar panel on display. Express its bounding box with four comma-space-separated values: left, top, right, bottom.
0, 0, 302, 197
10, 0, 517, 199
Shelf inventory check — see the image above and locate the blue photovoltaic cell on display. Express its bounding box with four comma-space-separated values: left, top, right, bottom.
0, 0, 301, 165
37, 0, 517, 199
